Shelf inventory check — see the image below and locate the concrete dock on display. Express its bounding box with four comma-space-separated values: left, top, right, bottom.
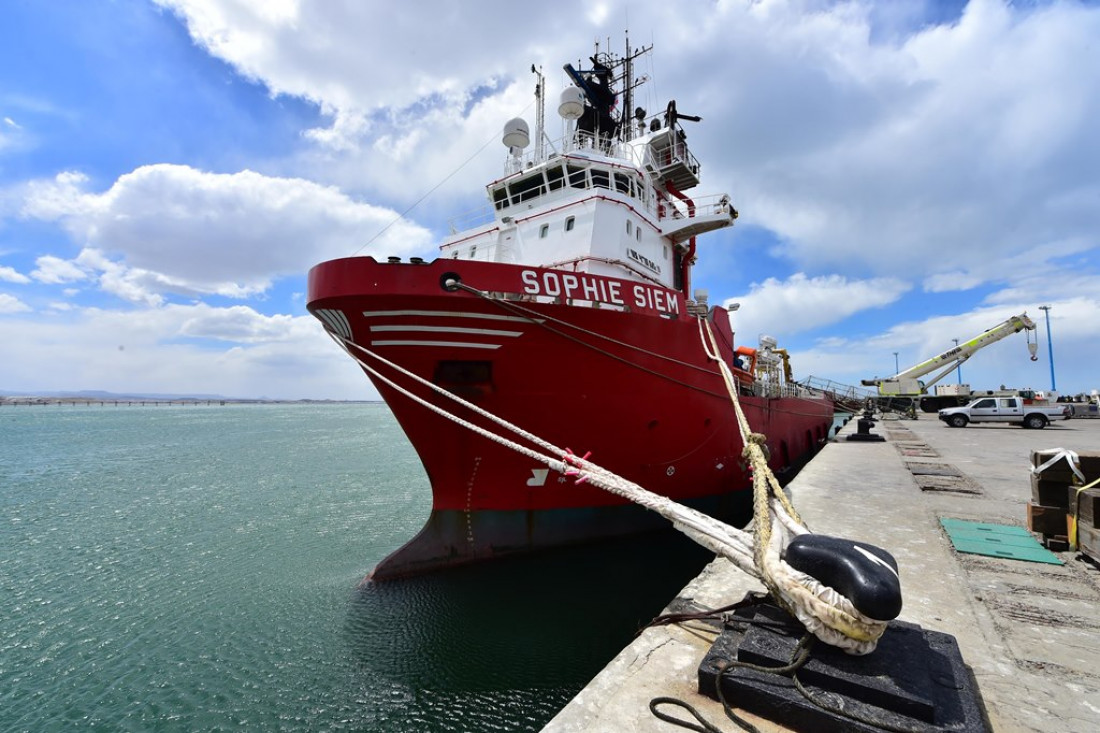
543, 414, 1100, 732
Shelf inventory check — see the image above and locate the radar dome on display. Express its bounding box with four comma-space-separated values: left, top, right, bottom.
502, 118, 530, 149
558, 86, 584, 120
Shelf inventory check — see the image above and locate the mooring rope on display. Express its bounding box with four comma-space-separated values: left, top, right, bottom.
326, 315, 887, 654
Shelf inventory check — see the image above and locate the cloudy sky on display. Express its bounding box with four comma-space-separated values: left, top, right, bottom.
1, 0, 1097, 400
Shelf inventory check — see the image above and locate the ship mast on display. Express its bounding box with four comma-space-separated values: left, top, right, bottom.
531, 64, 545, 163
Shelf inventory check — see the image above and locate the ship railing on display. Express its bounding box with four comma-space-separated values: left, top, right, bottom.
446, 206, 497, 235
505, 132, 634, 175
659, 191, 734, 222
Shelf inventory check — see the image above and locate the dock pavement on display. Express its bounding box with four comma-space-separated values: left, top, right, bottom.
543, 413, 1100, 732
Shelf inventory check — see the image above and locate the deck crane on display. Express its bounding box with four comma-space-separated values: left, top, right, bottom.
861, 312, 1038, 406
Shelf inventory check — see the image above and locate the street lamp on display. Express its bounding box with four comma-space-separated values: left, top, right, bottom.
1039, 305, 1056, 392
893, 352, 899, 374
953, 339, 961, 384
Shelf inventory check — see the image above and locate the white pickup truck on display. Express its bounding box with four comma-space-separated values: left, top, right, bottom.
938, 396, 1071, 429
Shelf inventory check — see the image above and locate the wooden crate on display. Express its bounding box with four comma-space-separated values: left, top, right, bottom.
1030, 449, 1100, 484
1027, 502, 1068, 537
1071, 486, 1099, 529
1031, 473, 1071, 508
1078, 454, 1100, 481
1031, 450, 1079, 483
1077, 524, 1099, 564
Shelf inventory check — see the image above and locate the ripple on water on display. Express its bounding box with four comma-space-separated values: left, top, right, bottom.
0, 405, 722, 732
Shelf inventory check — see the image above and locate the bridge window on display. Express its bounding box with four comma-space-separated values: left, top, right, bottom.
614, 173, 631, 194
591, 169, 610, 189
546, 164, 565, 191
567, 165, 587, 189
508, 173, 546, 205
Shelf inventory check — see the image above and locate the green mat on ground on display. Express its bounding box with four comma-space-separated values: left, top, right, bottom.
939, 518, 1064, 565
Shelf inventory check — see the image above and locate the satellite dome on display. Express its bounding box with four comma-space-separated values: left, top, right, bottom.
558, 86, 584, 120
502, 118, 530, 149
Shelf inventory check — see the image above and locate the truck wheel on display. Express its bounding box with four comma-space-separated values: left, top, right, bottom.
1023, 414, 1047, 429
948, 414, 968, 428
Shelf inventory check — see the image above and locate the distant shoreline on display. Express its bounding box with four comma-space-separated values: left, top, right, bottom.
0, 396, 380, 406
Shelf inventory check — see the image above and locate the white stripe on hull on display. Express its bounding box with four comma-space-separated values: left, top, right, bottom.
370, 325, 522, 337
363, 309, 540, 323
314, 308, 352, 339
370, 340, 502, 350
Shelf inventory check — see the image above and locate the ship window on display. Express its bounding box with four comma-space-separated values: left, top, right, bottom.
508, 173, 545, 205
591, 169, 610, 189
636, 226, 642, 241
567, 165, 587, 189
539, 223, 549, 238
546, 164, 565, 191
492, 186, 509, 210
614, 173, 631, 194
469, 245, 477, 258
626, 220, 633, 235
565, 217, 575, 232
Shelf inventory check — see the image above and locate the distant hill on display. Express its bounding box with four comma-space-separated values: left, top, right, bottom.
0, 389, 377, 404
2, 389, 231, 401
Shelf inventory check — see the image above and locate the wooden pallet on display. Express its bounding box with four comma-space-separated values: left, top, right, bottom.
1069, 485, 1100, 562
1027, 450, 1100, 558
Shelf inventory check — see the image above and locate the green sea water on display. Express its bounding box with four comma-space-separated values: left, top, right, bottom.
1, 404, 715, 732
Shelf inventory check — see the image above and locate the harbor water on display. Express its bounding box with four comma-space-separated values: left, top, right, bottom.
1, 404, 717, 732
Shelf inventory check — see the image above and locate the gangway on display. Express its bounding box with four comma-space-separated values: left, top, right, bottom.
797, 376, 875, 414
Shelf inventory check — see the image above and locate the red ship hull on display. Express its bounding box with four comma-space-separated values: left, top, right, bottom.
308, 256, 833, 579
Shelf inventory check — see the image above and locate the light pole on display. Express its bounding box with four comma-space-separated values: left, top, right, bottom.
1039, 305, 1056, 392
953, 339, 961, 384
893, 352, 899, 375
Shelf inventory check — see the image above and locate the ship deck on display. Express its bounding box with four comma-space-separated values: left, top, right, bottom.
543, 414, 1100, 732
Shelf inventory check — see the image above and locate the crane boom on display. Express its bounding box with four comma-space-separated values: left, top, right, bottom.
861, 312, 1037, 397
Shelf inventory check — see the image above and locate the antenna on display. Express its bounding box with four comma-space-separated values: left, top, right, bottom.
531, 65, 545, 163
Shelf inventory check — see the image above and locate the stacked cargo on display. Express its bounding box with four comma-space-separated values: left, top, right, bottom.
1027, 449, 1100, 561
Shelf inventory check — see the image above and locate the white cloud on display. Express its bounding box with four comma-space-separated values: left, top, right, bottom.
724, 273, 911, 340
20, 165, 433, 301
0, 293, 31, 314
177, 304, 298, 343
922, 271, 984, 293
152, 1, 1100, 284
0, 302, 375, 400
793, 297, 1100, 396
31, 254, 89, 284
713, 0, 1100, 278
0, 265, 30, 284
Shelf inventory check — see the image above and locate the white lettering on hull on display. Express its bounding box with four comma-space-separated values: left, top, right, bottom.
520, 269, 678, 314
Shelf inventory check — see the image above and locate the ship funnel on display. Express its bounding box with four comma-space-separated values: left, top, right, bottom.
558, 86, 584, 120
502, 118, 530, 149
